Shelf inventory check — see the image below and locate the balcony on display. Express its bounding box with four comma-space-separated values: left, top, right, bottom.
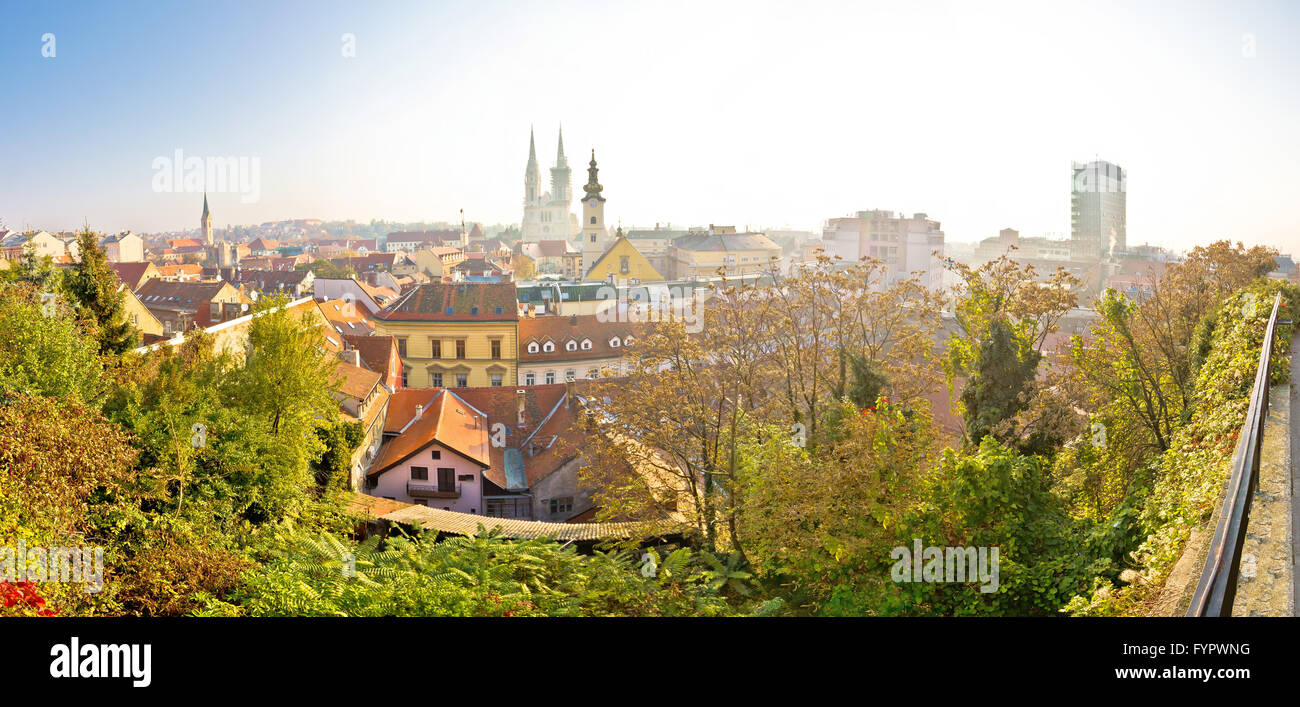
407, 481, 461, 499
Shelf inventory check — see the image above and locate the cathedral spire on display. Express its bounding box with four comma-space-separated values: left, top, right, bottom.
527, 126, 538, 167
584, 149, 604, 202
201, 192, 213, 247
556, 125, 567, 168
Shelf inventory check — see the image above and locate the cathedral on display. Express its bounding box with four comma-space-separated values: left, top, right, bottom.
521, 127, 580, 241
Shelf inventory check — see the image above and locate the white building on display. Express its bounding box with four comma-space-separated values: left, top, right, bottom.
819, 210, 945, 290
100, 231, 145, 263
521, 127, 579, 242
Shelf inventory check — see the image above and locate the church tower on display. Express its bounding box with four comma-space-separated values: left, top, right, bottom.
550, 126, 571, 204
524, 127, 541, 208
201, 193, 213, 246
581, 149, 606, 276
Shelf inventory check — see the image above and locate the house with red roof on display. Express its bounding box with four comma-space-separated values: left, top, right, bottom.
368, 381, 592, 521
365, 388, 491, 512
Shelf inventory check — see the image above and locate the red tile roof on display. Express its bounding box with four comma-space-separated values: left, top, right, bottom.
344, 334, 400, 387
369, 389, 491, 477
454, 384, 585, 489
518, 314, 640, 363
374, 282, 518, 322
108, 261, 156, 291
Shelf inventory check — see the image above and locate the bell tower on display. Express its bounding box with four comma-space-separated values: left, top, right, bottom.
581, 149, 606, 276
201, 193, 213, 246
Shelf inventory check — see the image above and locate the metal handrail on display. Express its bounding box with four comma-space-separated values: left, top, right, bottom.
1187, 292, 1283, 616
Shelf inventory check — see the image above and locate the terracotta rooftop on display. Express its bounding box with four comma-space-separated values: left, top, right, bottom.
332, 360, 382, 401
321, 298, 376, 336
369, 389, 491, 477
108, 261, 156, 291
375, 282, 518, 322
343, 334, 398, 379
518, 314, 640, 363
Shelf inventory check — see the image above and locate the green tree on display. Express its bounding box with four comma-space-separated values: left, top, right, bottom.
960, 318, 1041, 446
65, 227, 139, 355
0, 282, 104, 403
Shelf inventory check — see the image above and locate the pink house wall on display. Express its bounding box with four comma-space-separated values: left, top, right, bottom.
369, 442, 485, 514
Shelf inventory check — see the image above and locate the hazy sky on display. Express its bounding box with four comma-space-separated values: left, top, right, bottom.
2, 0, 1298, 253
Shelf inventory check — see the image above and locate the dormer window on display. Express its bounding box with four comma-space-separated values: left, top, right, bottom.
527, 341, 540, 354
609, 337, 621, 348
543, 341, 555, 353
581, 339, 592, 351
624, 335, 634, 346
565, 340, 578, 352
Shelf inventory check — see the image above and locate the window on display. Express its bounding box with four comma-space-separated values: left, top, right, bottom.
494, 306, 504, 315
456, 340, 466, 359
430, 450, 441, 460
490, 340, 501, 359
609, 337, 621, 348
455, 373, 468, 387
527, 341, 539, 354
590, 216, 597, 224
549, 497, 573, 515
490, 374, 503, 387
619, 256, 630, 274
565, 370, 576, 381
410, 467, 429, 481
524, 372, 536, 385
566, 340, 577, 352
437, 468, 455, 493
432, 372, 443, 387
396, 338, 407, 357
624, 335, 634, 347
581, 339, 592, 350
470, 306, 479, 316
401, 368, 409, 387
543, 341, 555, 353
458, 474, 474, 481
544, 371, 555, 384
444, 306, 454, 315
430, 339, 442, 358
485, 497, 532, 519
590, 234, 597, 243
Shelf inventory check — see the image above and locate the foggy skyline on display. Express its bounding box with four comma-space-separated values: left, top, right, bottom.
2, 0, 1299, 253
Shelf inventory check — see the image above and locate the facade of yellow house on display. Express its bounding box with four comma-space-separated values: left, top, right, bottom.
582, 233, 663, 287
373, 282, 519, 388
121, 287, 165, 337
667, 227, 782, 279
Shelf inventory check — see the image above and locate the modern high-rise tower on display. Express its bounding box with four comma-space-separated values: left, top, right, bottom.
1070, 160, 1126, 261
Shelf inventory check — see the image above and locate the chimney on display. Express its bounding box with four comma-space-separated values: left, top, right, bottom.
414, 404, 424, 421
565, 378, 575, 407
341, 349, 361, 367
516, 389, 527, 428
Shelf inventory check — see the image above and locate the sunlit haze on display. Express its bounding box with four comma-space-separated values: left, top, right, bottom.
2, 0, 1298, 252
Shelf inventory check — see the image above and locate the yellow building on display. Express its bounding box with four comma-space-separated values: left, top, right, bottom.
373, 282, 518, 388
582, 231, 664, 287
121, 287, 165, 338
667, 226, 782, 279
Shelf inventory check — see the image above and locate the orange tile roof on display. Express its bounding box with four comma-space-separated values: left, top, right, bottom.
319, 297, 375, 336
369, 389, 490, 477
332, 360, 382, 401
384, 388, 443, 434
453, 384, 585, 488
518, 314, 640, 363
